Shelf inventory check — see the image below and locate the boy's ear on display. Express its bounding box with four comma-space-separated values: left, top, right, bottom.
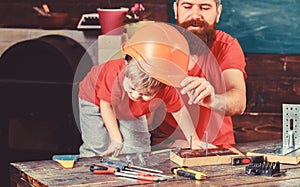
125, 55, 132, 62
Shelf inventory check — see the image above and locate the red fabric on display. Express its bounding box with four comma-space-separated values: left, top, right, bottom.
79, 58, 182, 120
155, 30, 247, 146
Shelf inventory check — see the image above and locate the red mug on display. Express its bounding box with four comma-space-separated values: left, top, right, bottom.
97, 8, 128, 35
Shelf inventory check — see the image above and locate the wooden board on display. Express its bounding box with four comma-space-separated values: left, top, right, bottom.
170, 147, 244, 167
11, 140, 300, 187
244, 54, 300, 113
247, 148, 300, 165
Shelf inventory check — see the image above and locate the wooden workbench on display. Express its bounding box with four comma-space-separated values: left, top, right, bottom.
9, 140, 300, 186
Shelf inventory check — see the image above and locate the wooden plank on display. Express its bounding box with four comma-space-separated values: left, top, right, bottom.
170, 147, 243, 167
10, 140, 300, 186
10, 154, 179, 187
243, 140, 300, 165
232, 114, 282, 143
245, 54, 300, 77
244, 54, 300, 114
247, 149, 300, 165
194, 166, 300, 186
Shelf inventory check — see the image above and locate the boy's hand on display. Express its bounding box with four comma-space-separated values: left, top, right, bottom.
100, 140, 123, 157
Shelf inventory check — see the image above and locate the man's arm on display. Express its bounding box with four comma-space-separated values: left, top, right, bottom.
220, 69, 246, 115
180, 68, 246, 116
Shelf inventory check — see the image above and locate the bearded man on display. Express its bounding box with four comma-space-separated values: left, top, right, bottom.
150, 0, 247, 149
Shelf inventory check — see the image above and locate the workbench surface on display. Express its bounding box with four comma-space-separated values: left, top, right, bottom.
9, 140, 300, 186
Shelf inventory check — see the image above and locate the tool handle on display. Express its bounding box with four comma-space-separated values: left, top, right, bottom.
90, 164, 116, 174
114, 171, 166, 182
171, 167, 206, 180
137, 173, 158, 181
101, 157, 129, 170
231, 157, 251, 165
177, 169, 196, 179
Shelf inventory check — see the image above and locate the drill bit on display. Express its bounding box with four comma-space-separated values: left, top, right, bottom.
190, 135, 193, 154
205, 131, 208, 156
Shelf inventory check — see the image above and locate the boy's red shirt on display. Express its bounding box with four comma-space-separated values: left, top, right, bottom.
79, 59, 182, 120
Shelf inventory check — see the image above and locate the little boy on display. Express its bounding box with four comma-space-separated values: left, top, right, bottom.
78, 55, 208, 157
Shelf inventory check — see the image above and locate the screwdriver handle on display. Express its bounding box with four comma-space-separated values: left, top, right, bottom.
171, 167, 206, 180
101, 157, 129, 170
177, 169, 196, 179
137, 173, 159, 181
114, 171, 167, 182
90, 163, 117, 174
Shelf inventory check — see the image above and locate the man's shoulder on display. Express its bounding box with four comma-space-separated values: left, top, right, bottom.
212, 30, 242, 53
215, 30, 236, 44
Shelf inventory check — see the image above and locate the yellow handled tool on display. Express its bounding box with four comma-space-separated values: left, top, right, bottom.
171, 166, 207, 180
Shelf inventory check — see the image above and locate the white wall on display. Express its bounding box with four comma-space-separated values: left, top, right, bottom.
0, 28, 99, 65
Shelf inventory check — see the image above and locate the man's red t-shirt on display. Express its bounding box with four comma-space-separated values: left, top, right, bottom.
156, 30, 247, 146
79, 58, 182, 120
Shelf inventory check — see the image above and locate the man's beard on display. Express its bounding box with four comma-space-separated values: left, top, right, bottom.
178, 19, 216, 49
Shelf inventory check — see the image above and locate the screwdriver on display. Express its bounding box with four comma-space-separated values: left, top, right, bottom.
101, 156, 163, 173
114, 170, 168, 182
171, 166, 207, 180
90, 163, 169, 182
90, 163, 119, 174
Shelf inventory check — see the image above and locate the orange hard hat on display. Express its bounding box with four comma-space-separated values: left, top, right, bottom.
121, 22, 190, 87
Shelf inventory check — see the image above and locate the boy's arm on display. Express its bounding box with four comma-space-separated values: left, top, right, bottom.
171, 105, 216, 149
100, 100, 123, 156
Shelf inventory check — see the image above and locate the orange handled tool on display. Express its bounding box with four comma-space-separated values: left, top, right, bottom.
137, 173, 163, 181
90, 163, 169, 182
114, 171, 168, 182
90, 163, 118, 174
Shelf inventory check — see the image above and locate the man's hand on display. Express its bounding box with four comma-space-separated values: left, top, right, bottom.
180, 76, 215, 106
100, 140, 123, 157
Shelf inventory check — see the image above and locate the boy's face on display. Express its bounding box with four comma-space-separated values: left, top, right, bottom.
123, 77, 157, 101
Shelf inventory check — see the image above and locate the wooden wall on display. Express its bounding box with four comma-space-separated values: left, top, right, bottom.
245, 54, 300, 113
233, 54, 300, 143
0, 0, 171, 28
